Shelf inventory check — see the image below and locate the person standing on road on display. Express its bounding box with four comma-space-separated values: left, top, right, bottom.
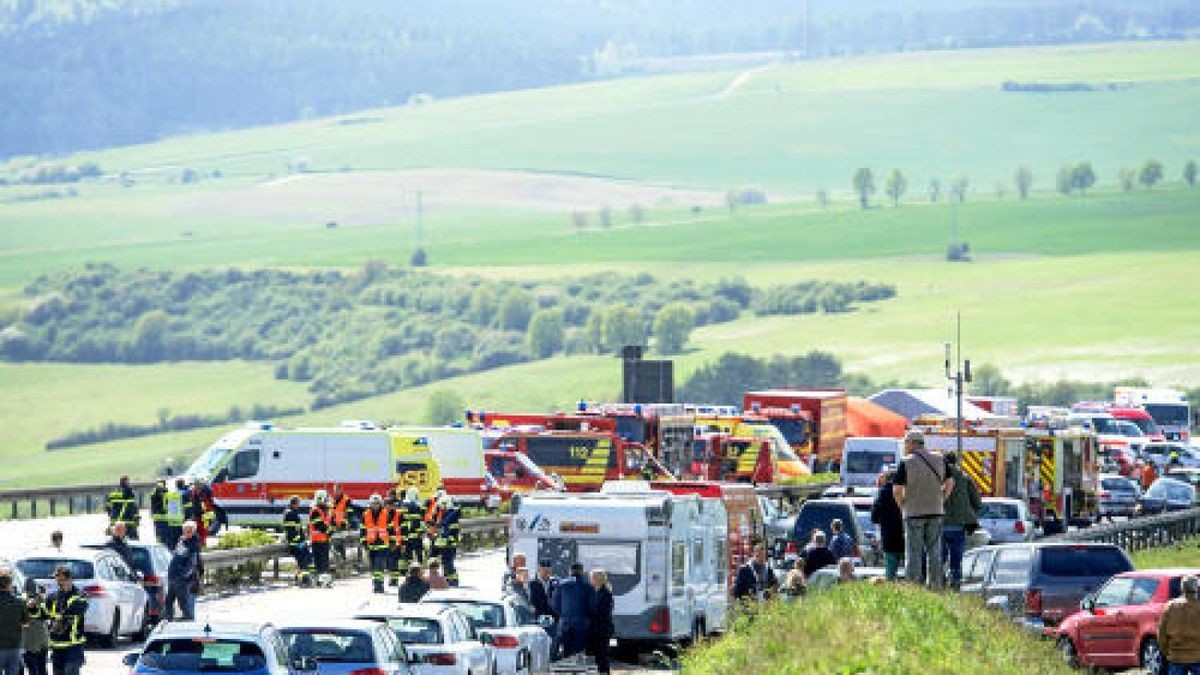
401, 488, 426, 569
44, 566, 88, 675
942, 454, 982, 589
22, 577, 50, 675
165, 479, 186, 549
1141, 461, 1159, 491
360, 495, 390, 594
829, 519, 855, 561
588, 570, 614, 675
149, 478, 170, 547
551, 563, 595, 660
733, 543, 778, 603
0, 570, 29, 675
872, 469, 906, 581
283, 496, 312, 587
104, 522, 136, 575
384, 489, 403, 588
106, 475, 140, 540
893, 430, 954, 589
308, 490, 332, 586
530, 562, 559, 658
1159, 574, 1200, 675
164, 523, 199, 621
435, 495, 462, 587
503, 554, 528, 594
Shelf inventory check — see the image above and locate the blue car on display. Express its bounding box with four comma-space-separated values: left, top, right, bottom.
1136, 477, 1197, 515
279, 619, 413, 674
123, 621, 295, 674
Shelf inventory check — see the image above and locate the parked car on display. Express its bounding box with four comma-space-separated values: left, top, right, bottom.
354, 602, 492, 675
820, 485, 879, 500
1096, 474, 1141, 520
959, 543, 1134, 632
122, 621, 295, 674
789, 499, 865, 563
1055, 568, 1200, 673
758, 496, 796, 561
81, 540, 171, 625
421, 588, 552, 674
279, 619, 413, 674
15, 547, 149, 646
1163, 466, 1200, 492
1136, 477, 1197, 515
977, 498, 1036, 544
1100, 447, 1138, 477
1140, 442, 1200, 469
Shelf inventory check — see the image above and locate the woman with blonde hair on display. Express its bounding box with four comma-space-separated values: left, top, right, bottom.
588, 569, 614, 674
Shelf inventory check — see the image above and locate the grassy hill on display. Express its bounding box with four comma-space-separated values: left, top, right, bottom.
1, 42, 1198, 487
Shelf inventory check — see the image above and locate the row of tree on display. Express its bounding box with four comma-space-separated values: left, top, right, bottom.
1, 263, 895, 411
847, 159, 1196, 208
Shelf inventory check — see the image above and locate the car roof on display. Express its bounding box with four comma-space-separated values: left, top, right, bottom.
79, 540, 168, 552
974, 542, 1121, 552
422, 588, 507, 603
277, 619, 386, 633
17, 547, 113, 563
1114, 568, 1200, 579
151, 621, 274, 640
356, 603, 456, 620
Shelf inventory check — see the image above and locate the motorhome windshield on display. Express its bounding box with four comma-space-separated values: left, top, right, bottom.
1145, 404, 1190, 426
187, 444, 233, 479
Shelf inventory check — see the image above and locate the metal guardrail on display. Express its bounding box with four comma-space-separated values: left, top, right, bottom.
1042, 507, 1200, 551
199, 517, 509, 586
0, 481, 157, 520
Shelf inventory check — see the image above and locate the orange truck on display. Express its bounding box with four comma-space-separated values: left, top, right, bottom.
744, 389, 848, 471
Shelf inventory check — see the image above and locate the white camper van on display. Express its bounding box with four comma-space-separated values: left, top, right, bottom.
841, 437, 903, 487
509, 482, 729, 648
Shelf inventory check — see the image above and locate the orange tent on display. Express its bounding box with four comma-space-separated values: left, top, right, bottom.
847, 397, 908, 438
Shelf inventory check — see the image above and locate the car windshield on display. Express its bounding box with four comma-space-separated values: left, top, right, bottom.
386, 618, 443, 645
1147, 481, 1180, 499
1165, 471, 1200, 486
1040, 547, 1131, 577
188, 444, 233, 480
1090, 418, 1121, 434
845, 451, 896, 475
1101, 478, 1137, 492
979, 502, 1018, 520
794, 503, 856, 543
1145, 404, 1190, 426
16, 559, 93, 580
141, 638, 267, 673
766, 417, 808, 448
1115, 421, 1144, 437
440, 602, 505, 630
282, 629, 376, 663
1125, 417, 1161, 435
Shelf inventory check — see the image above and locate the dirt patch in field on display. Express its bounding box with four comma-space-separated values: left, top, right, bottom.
181, 169, 724, 224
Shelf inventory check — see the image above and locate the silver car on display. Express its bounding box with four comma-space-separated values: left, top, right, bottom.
16, 547, 149, 646
977, 498, 1035, 544
422, 588, 553, 674
1097, 473, 1140, 519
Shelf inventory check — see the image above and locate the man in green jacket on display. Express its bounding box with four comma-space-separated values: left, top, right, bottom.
942, 453, 982, 590
0, 569, 29, 675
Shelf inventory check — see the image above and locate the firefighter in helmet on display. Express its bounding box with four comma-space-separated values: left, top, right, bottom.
360, 494, 391, 593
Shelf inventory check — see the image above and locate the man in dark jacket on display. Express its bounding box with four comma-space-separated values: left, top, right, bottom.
397, 565, 430, 604
283, 496, 312, 587
165, 522, 199, 620
104, 522, 136, 575
732, 544, 777, 603
0, 570, 29, 675
45, 566, 88, 675
106, 475, 140, 540
942, 454, 983, 589
871, 469, 906, 581
149, 478, 169, 547
550, 563, 595, 659
801, 531, 837, 578
529, 562, 559, 658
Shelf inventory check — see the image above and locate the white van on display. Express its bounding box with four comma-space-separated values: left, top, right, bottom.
840, 437, 903, 487
509, 482, 729, 648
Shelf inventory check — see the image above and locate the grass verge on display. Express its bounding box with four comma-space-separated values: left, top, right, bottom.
1130, 541, 1200, 569
682, 582, 1071, 674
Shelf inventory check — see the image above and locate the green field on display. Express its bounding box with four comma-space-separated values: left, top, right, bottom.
1, 42, 1198, 487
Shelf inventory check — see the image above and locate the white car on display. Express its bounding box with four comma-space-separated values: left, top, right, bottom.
16, 547, 149, 646
355, 602, 492, 675
977, 498, 1036, 544
1142, 442, 1200, 469
422, 588, 552, 674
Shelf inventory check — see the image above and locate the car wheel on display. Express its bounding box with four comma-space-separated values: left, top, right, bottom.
100, 609, 120, 648
1056, 635, 1080, 669
1140, 637, 1162, 675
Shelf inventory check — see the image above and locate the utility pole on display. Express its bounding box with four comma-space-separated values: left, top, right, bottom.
944, 311, 972, 460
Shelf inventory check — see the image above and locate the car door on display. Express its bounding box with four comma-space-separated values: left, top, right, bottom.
1108, 577, 1162, 663
105, 556, 139, 631
1076, 576, 1133, 666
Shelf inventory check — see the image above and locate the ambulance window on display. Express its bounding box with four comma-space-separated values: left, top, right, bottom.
227, 449, 260, 480
671, 542, 686, 593
714, 540, 728, 585
692, 540, 705, 580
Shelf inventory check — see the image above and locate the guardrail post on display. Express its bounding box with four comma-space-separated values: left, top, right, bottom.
30, 499, 36, 519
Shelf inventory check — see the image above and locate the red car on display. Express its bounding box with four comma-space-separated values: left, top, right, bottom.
1056, 568, 1200, 673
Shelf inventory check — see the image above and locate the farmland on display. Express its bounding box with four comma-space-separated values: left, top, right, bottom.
1, 41, 1198, 486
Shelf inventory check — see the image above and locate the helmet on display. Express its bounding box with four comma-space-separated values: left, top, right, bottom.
404, 487, 420, 502
369, 494, 383, 505
314, 489, 329, 504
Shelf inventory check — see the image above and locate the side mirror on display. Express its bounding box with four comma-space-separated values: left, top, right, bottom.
291, 655, 318, 672
122, 653, 140, 667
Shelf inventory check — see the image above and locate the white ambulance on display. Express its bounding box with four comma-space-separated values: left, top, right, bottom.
186, 421, 489, 527
509, 481, 729, 649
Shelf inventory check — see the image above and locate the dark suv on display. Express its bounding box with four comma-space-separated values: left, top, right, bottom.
960, 543, 1134, 633
789, 499, 864, 562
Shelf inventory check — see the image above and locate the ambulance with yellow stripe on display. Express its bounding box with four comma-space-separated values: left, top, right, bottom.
483, 430, 653, 492
185, 421, 490, 528
692, 414, 812, 482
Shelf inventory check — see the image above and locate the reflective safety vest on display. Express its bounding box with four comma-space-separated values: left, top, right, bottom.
164, 490, 185, 526
150, 484, 169, 523
331, 493, 351, 528
309, 506, 330, 543
45, 587, 88, 649
361, 508, 389, 547
107, 488, 139, 525
283, 509, 306, 546
402, 502, 424, 543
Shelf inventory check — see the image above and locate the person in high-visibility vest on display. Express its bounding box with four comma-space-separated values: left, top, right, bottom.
401, 487, 426, 570
106, 475, 140, 539
328, 483, 353, 565
360, 494, 391, 594
282, 496, 312, 587
384, 488, 402, 587
149, 478, 169, 546
389, 495, 409, 584
309, 490, 332, 587
164, 480, 185, 549
45, 565, 89, 675
435, 494, 462, 587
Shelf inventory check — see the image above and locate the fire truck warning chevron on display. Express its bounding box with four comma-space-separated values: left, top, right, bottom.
185, 421, 490, 528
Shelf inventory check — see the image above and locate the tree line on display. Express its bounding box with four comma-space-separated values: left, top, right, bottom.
1, 263, 895, 412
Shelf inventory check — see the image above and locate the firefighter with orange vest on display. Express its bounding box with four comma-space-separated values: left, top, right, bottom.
308, 489, 333, 587
383, 488, 403, 587
329, 483, 353, 564
360, 494, 391, 594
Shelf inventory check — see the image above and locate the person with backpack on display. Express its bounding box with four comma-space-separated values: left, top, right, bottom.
942, 453, 983, 589
893, 431, 954, 589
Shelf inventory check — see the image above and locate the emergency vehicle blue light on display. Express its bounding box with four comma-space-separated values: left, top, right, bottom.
751, 402, 761, 412
634, 404, 643, 415
577, 400, 587, 412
